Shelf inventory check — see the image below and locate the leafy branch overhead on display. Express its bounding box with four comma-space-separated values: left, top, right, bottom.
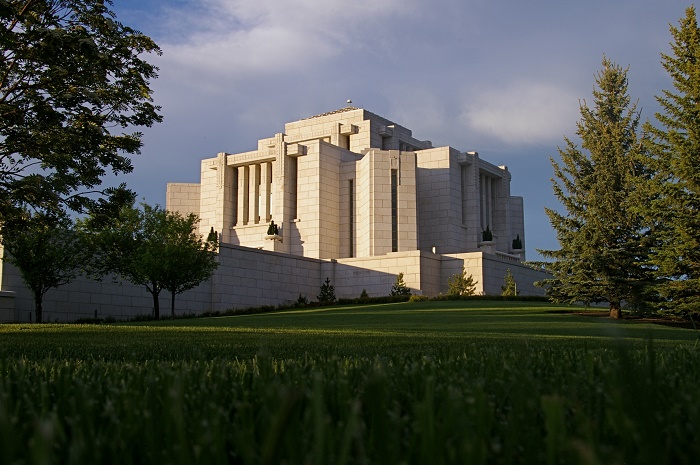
0, 0, 162, 222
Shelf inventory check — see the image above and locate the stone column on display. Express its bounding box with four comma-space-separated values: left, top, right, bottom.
261, 162, 272, 222
249, 164, 260, 224
239, 166, 249, 225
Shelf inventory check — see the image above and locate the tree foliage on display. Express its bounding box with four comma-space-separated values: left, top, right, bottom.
643, 6, 700, 318
501, 268, 519, 297
0, 0, 161, 223
447, 268, 477, 296
390, 272, 411, 297
0, 212, 87, 322
83, 203, 218, 319
536, 57, 654, 318
317, 277, 336, 304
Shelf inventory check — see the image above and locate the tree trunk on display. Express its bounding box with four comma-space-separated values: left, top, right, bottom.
34, 293, 43, 323
152, 289, 160, 320
609, 301, 622, 319
171, 291, 176, 318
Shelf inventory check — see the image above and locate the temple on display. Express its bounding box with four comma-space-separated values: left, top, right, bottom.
169, 107, 526, 260
166, 107, 542, 298
0, 107, 547, 323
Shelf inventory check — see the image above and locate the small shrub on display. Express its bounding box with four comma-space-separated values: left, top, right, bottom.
409, 294, 429, 303
296, 294, 309, 307
266, 220, 279, 236
447, 268, 478, 296
390, 272, 412, 297
360, 289, 369, 300
512, 234, 523, 250
501, 268, 519, 296
317, 277, 336, 304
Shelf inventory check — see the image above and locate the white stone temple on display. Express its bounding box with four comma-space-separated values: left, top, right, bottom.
167, 106, 526, 261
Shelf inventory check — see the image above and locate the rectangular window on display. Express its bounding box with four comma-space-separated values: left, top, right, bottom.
479, 173, 494, 231
391, 169, 398, 252
254, 164, 261, 224
232, 167, 238, 226
349, 179, 354, 257
289, 157, 298, 219
243, 166, 250, 225
461, 165, 468, 226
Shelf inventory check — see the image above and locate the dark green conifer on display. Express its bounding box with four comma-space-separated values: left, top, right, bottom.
536, 57, 653, 318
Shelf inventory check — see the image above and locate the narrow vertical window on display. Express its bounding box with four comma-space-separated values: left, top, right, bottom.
266, 162, 273, 222
254, 164, 261, 224
461, 165, 468, 225
289, 157, 298, 219
243, 166, 250, 225
349, 179, 354, 257
232, 167, 238, 226
391, 169, 398, 252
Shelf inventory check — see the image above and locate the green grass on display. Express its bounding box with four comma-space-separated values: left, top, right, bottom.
0, 301, 698, 464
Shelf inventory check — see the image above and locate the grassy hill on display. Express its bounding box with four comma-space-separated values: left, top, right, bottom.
0, 300, 698, 464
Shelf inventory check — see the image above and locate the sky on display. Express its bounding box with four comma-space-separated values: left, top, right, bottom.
109, 0, 693, 260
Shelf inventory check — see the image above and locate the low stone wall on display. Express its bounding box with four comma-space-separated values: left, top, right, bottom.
0, 290, 15, 323
0, 244, 549, 322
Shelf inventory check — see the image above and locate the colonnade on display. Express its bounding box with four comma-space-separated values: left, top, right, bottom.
233, 162, 274, 226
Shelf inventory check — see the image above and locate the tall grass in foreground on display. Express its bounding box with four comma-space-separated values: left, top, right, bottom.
1, 342, 698, 464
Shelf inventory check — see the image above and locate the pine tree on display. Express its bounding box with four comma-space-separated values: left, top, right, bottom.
317, 277, 336, 304
536, 57, 653, 319
644, 6, 700, 318
447, 268, 478, 296
501, 269, 519, 296
390, 272, 412, 297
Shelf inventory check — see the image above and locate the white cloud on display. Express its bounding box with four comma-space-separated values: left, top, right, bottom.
156, 0, 410, 86
461, 82, 580, 146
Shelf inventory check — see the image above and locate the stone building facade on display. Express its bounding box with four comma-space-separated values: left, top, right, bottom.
166, 107, 539, 300
169, 107, 526, 261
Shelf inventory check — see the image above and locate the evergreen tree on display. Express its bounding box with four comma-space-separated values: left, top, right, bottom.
390, 272, 411, 297
536, 57, 653, 319
644, 6, 700, 318
501, 269, 519, 296
447, 268, 478, 296
317, 277, 336, 304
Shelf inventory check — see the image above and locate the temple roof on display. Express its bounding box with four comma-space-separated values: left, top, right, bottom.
301, 106, 360, 120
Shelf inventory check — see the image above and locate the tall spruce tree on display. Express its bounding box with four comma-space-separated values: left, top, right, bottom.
537, 57, 653, 318
644, 6, 700, 318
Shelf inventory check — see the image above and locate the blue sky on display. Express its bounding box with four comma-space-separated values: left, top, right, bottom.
109, 0, 693, 259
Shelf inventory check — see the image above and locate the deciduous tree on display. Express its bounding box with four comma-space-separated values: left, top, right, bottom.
85, 203, 218, 319
0, 0, 161, 223
0, 212, 87, 322
536, 57, 654, 318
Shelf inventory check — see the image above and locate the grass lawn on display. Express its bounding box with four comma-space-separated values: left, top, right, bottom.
0, 300, 698, 464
